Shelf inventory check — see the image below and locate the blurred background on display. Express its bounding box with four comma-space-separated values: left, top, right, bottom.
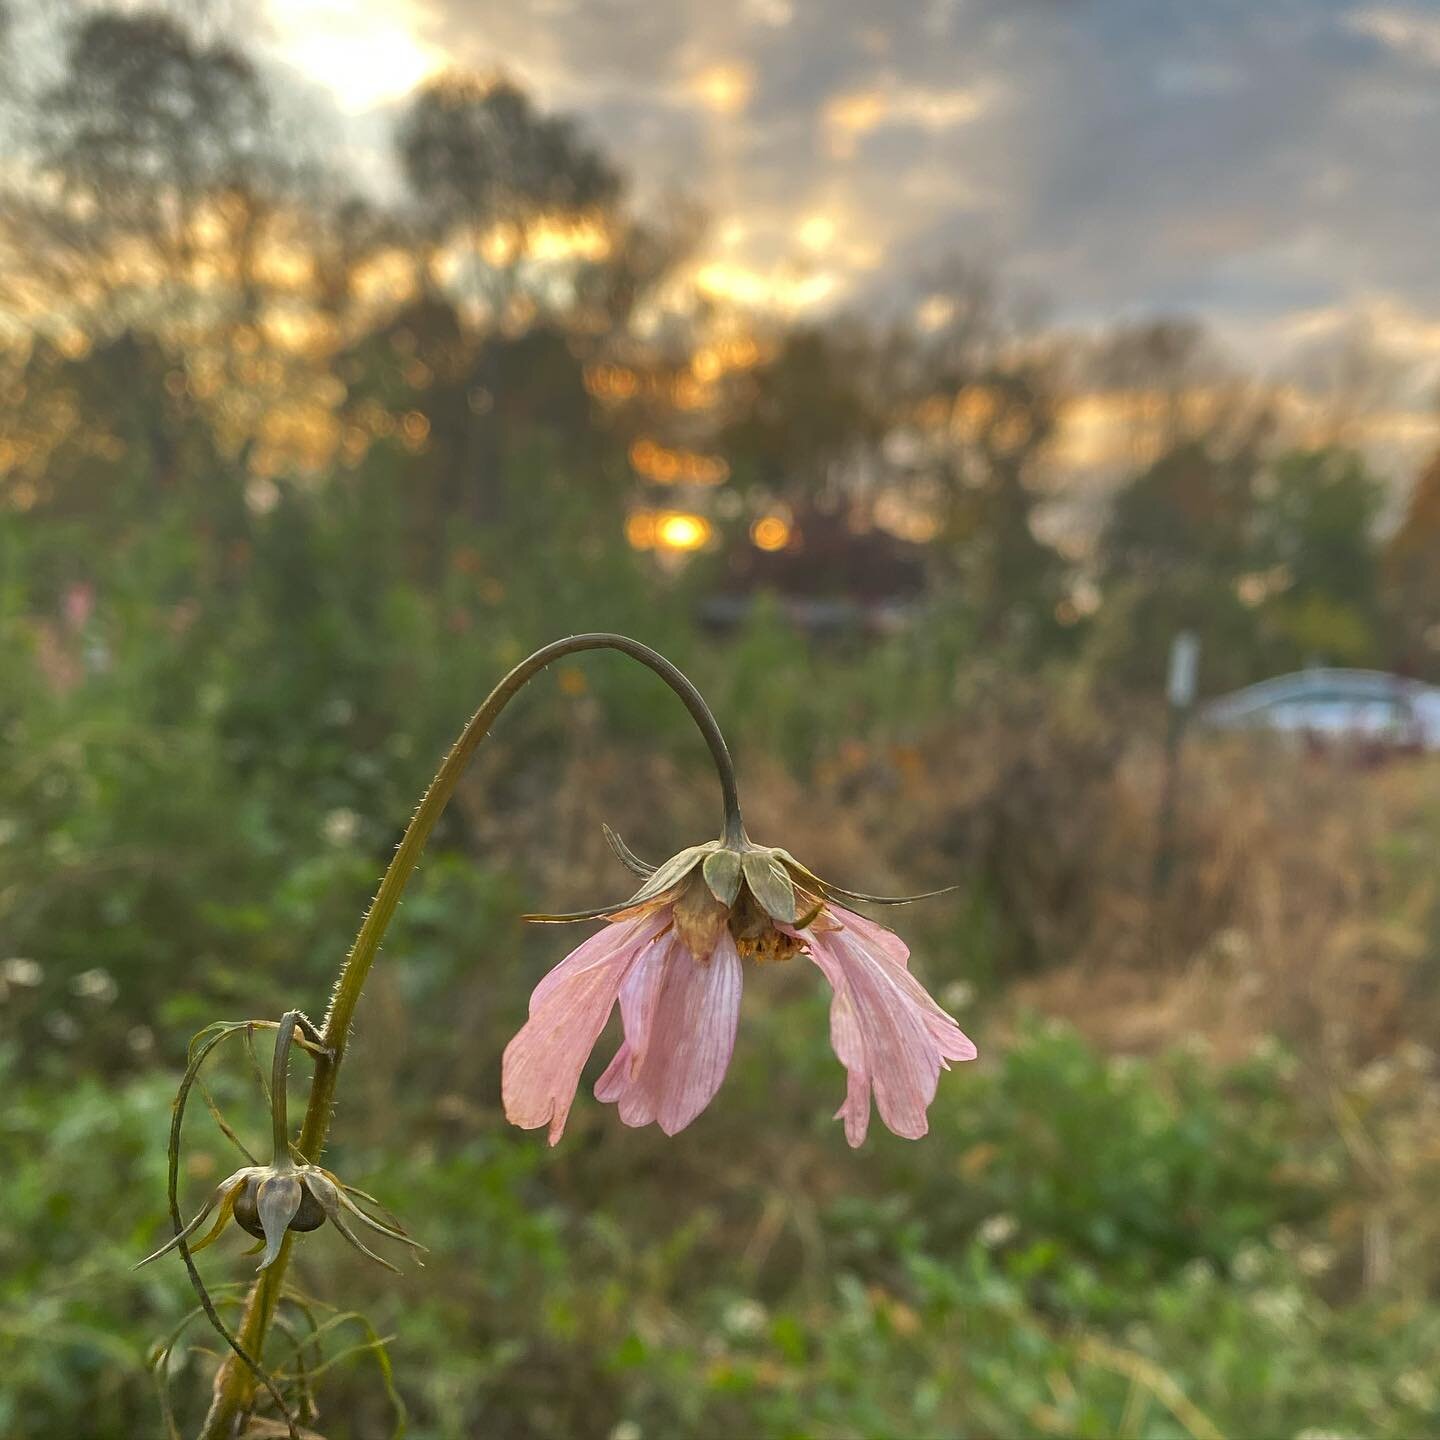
3, 1, 1440, 1436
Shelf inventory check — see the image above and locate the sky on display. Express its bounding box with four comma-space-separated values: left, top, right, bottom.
257, 0, 1440, 394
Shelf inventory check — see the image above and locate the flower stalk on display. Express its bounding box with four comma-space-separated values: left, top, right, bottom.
195, 634, 743, 1439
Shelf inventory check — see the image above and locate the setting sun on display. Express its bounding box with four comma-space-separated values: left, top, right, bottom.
265, 0, 442, 112
655, 512, 713, 551
624, 509, 714, 551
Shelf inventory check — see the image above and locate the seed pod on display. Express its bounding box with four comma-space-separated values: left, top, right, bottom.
233, 1172, 327, 1239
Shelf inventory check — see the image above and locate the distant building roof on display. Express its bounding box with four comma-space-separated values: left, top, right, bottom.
701, 508, 928, 634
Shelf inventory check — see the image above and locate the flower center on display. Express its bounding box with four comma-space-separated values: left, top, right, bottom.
727, 890, 810, 964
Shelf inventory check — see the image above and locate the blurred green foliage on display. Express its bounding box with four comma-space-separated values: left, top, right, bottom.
6, 1016, 1440, 1439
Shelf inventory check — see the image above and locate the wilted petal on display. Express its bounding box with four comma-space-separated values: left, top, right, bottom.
504, 909, 670, 1144
825, 902, 913, 970
596, 930, 743, 1135
825, 981, 872, 1148
806, 904, 976, 1147
593, 936, 667, 1104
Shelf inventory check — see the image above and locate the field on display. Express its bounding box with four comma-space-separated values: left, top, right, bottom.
5, 565, 1439, 1437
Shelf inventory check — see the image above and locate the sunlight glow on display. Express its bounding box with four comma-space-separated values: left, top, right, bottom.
656, 512, 713, 551
695, 263, 839, 313
797, 215, 836, 252
475, 218, 614, 268
265, 1, 444, 113
823, 82, 990, 157
626, 510, 714, 552
691, 62, 755, 115
915, 295, 956, 332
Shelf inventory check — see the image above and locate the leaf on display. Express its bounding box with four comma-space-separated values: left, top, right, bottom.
273, 1309, 407, 1439
164, 1020, 297, 1434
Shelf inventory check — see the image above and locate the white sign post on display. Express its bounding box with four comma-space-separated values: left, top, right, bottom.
1155, 631, 1201, 894
1167, 631, 1200, 710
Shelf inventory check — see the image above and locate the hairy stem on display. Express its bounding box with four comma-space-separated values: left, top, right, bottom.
197, 634, 740, 1438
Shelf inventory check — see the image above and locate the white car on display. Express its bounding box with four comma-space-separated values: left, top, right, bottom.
1200, 669, 1440, 752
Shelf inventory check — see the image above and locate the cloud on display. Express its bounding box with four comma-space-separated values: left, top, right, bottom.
263, 0, 1440, 393
1346, 5, 1440, 66
822, 77, 992, 137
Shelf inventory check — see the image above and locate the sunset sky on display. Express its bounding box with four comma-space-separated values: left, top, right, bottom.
254, 0, 1440, 386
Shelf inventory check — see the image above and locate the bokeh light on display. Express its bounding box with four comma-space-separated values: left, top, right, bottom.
625, 508, 716, 551
750, 514, 792, 551
655, 512, 712, 551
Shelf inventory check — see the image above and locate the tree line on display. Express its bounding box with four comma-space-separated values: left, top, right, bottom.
2, 3, 1438, 691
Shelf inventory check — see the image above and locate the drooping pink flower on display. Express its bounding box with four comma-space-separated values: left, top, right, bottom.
502, 836, 976, 1146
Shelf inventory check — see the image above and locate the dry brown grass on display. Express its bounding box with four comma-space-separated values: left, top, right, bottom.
1011, 742, 1440, 1066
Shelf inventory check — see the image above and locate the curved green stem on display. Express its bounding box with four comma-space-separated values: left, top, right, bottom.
197, 634, 741, 1439
316, 633, 741, 1075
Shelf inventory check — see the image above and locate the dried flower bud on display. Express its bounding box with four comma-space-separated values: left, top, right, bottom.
137, 1159, 424, 1274
140, 1011, 423, 1275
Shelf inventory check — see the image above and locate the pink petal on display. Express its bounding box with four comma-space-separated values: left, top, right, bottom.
594, 936, 668, 1103
826, 902, 913, 970
503, 909, 669, 1144
807, 906, 976, 1147
825, 983, 871, 1148
596, 930, 743, 1135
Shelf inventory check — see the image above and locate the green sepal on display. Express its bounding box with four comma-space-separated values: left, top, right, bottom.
523, 842, 716, 924
742, 850, 798, 924
602, 824, 656, 877
815, 881, 958, 906
187, 1178, 246, 1256
773, 848, 957, 906
702, 848, 743, 905
521, 901, 651, 924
